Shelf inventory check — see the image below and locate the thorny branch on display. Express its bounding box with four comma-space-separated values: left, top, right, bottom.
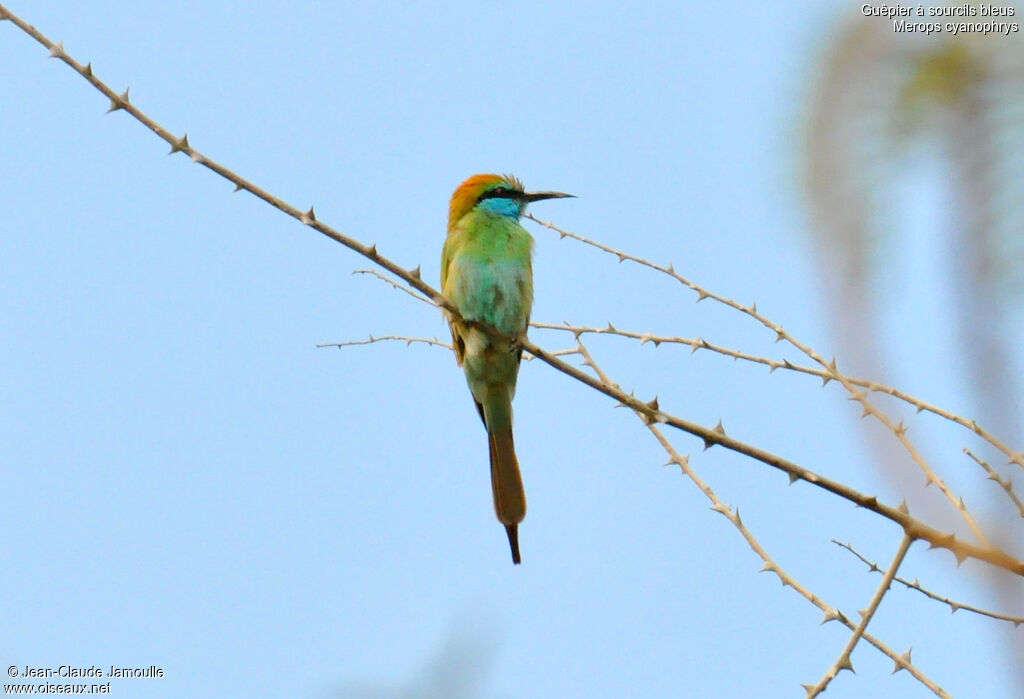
835, 539, 1024, 627
526, 215, 992, 546
804, 535, 914, 698
573, 342, 948, 698
4, 3, 1020, 575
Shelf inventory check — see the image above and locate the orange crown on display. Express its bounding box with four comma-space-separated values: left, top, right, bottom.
447, 173, 524, 231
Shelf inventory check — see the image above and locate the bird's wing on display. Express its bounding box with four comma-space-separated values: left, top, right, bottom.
440, 234, 467, 366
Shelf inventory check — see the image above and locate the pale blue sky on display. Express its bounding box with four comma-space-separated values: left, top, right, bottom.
1, 2, 1020, 697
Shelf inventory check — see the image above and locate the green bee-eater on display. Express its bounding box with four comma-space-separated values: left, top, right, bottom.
441, 174, 573, 564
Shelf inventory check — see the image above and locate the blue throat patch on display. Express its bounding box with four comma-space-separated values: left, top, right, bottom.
476, 196, 522, 219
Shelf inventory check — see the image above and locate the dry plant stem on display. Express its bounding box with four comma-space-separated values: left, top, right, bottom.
537, 319, 1024, 475
535, 321, 1024, 518
316, 335, 452, 351
316, 334, 580, 360
352, 270, 434, 306
526, 215, 990, 547
964, 448, 1024, 519
804, 535, 914, 698
573, 342, 949, 698
6, 6, 1023, 577
834, 539, 1024, 626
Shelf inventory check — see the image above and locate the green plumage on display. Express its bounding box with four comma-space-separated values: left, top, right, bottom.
441, 173, 572, 565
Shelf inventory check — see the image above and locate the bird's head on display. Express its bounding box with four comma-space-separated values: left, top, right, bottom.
448, 173, 574, 231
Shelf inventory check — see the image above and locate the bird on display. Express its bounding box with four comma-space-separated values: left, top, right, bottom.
440, 174, 573, 564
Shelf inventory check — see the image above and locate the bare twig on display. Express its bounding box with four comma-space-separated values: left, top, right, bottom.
835, 539, 1024, 627
965, 448, 1024, 519
805, 535, 914, 697
317, 335, 452, 351
315, 333, 578, 361
352, 270, 435, 306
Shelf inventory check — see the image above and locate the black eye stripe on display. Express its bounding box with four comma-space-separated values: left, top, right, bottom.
477, 186, 518, 202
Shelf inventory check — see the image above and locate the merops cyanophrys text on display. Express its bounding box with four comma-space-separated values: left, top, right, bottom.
441, 174, 573, 564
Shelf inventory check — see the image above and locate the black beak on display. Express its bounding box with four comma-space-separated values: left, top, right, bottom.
523, 190, 575, 203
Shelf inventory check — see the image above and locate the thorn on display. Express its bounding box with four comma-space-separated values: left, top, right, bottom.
168, 133, 190, 155
782, 359, 795, 369
828, 356, 838, 374
710, 503, 732, 517
894, 420, 907, 436
861, 495, 878, 510
696, 289, 709, 302
769, 362, 779, 373
713, 420, 726, 437
83, 62, 92, 77
368, 244, 378, 257
751, 301, 757, 313
759, 562, 774, 573
820, 608, 840, 624
690, 337, 702, 354
898, 499, 909, 514
107, 87, 130, 113
821, 373, 832, 386
646, 396, 659, 411
801, 684, 815, 695
233, 182, 244, 192
616, 253, 627, 263
48, 42, 65, 59
788, 471, 799, 484
606, 322, 617, 332
949, 601, 961, 613
892, 648, 912, 674
775, 328, 785, 342
839, 657, 855, 674
667, 263, 675, 273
